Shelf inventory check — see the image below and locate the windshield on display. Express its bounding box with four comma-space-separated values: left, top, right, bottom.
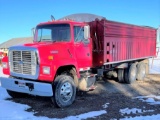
36, 24, 70, 42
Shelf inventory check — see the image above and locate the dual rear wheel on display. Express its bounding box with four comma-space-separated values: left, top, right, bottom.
117, 62, 146, 84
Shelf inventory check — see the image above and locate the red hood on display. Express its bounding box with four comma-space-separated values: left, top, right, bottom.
22, 42, 68, 51
21, 41, 73, 59
23, 42, 54, 48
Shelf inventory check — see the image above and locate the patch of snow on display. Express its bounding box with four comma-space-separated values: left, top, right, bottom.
133, 95, 160, 105
145, 98, 156, 103
102, 103, 110, 109
120, 114, 160, 120
63, 110, 107, 120
143, 110, 155, 112
120, 108, 154, 116
0, 100, 35, 120
120, 108, 142, 115
149, 50, 160, 74
0, 87, 11, 100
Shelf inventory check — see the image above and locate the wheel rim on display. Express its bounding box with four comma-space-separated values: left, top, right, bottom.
60, 82, 73, 102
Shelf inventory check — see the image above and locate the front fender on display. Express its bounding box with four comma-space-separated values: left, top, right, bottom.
38, 55, 80, 82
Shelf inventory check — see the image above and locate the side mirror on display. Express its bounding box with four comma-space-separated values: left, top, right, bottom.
31, 28, 35, 41
84, 25, 90, 39
31, 28, 35, 40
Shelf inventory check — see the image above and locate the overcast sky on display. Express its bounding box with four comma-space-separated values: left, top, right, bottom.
0, 0, 160, 44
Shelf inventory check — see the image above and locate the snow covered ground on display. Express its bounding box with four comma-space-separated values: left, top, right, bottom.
149, 49, 160, 74
119, 95, 160, 120
0, 63, 160, 119
149, 58, 160, 74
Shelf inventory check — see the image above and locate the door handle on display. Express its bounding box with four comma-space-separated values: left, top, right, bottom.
68, 49, 72, 58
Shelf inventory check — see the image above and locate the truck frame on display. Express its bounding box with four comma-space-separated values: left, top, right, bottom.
0, 13, 157, 108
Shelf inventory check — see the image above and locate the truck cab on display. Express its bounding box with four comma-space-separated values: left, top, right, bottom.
1, 20, 93, 108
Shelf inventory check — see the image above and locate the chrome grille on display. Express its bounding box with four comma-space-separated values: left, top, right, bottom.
10, 50, 37, 75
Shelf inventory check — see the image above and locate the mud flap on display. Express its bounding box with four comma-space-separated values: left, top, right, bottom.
78, 76, 97, 91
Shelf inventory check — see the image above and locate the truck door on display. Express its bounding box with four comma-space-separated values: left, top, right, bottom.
74, 26, 92, 68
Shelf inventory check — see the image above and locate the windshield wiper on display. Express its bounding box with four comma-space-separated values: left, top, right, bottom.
37, 39, 56, 42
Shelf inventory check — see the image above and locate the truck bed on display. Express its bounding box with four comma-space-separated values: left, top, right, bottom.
89, 19, 156, 67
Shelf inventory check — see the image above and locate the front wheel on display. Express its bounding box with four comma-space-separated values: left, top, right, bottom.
52, 75, 76, 108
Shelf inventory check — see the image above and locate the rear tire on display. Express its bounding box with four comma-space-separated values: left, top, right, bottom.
7, 90, 28, 98
117, 69, 125, 83
124, 63, 137, 84
136, 62, 146, 80
52, 75, 76, 108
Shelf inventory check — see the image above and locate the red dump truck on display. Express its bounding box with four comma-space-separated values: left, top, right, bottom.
0, 14, 157, 107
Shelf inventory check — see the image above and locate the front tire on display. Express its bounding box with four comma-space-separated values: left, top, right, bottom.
52, 75, 76, 108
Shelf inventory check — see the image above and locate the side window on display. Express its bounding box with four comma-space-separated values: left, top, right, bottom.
74, 26, 84, 42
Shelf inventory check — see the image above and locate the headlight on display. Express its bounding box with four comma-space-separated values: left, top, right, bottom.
2, 62, 7, 69
43, 66, 50, 74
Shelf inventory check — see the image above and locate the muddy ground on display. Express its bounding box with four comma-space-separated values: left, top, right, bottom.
6, 74, 160, 119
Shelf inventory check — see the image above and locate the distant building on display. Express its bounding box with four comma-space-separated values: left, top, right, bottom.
0, 37, 33, 53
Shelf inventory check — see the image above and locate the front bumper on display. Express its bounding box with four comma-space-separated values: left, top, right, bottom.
0, 77, 53, 97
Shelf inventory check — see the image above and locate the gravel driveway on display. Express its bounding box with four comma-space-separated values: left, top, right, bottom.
6, 74, 160, 119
